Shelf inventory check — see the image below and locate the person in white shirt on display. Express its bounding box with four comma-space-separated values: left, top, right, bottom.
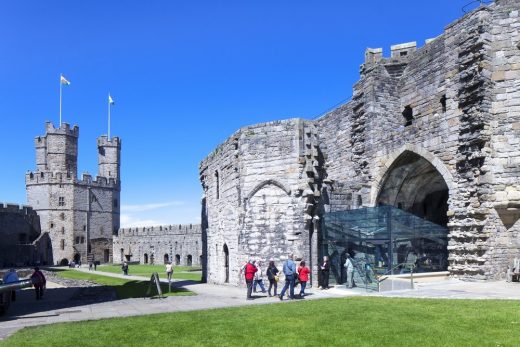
165, 262, 173, 282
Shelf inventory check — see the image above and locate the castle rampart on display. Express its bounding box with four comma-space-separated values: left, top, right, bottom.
113, 224, 202, 266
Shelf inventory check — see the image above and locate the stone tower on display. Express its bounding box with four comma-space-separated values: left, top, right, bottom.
26, 122, 122, 265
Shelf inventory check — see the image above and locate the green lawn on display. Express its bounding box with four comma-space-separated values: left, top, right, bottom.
3, 297, 520, 346
51, 269, 194, 299
96, 264, 202, 281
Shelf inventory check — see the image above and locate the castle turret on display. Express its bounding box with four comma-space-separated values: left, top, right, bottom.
44, 122, 79, 177
97, 136, 121, 181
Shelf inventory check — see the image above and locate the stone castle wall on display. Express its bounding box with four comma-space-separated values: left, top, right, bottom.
200, 119, 323, 285
201, 0, 520, 284
113, 224, 202, 266
0, 203, 51, 267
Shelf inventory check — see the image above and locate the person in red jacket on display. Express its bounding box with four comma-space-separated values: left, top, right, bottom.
298, 261, 311, 298
30, 267, 46, 300
244, 259, 257, 300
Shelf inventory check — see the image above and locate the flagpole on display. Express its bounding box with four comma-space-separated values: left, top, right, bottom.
108, 94, 111, 140
59, 74, 63, 126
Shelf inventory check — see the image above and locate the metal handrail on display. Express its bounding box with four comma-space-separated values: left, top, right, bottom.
462, 0, 493, 13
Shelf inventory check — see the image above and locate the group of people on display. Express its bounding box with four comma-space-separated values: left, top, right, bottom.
242, 254, 311, 301
1, 267, 47, 301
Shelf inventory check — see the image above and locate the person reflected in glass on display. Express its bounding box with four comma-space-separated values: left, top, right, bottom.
344, 254, 355, 289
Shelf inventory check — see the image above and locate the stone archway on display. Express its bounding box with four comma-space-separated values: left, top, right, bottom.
377, 151, 449, 226
371, 145, 455, 206
375, 150, 450, 272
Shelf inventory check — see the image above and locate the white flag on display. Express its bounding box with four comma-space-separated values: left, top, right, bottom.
108, 94, 115, 105
60, 75, 70, 85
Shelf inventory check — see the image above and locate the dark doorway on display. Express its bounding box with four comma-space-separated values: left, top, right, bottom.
187, 255, 192, 266
164, 254, 169, 264
73, 253, 81, 264
104, 249, 109, 263
223, 244, 229, 283
144, 253, 149, 264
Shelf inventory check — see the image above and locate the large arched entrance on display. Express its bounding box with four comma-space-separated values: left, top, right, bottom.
377, 151, 449, 227
374, 151, 449, 273
320, 151, 450, 288
223, 243, 229, 283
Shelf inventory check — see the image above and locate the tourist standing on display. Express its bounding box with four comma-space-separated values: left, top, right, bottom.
279, 253, 296, 300
319, 256, 330, 289
165, 261, 174, 282
244, 259, 257, 300
298, 261, 310, 297
88, 260, 93, 271
122, 261, 129, 276
253, 261, 267, 293
266, 260, 279, 297
30, 267, 46, 300
2, 268, 19, 302
344, 254, 355, 288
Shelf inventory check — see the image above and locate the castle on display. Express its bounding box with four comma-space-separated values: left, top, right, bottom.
26, 122, 121, 265
200, 0, 520, 285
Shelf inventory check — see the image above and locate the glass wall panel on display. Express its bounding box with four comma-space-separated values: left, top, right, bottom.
320, 206, 448, 287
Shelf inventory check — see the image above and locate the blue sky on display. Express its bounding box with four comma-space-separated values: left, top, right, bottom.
0, 1, 476, 226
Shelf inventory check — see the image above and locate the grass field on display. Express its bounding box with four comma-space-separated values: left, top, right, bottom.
51, 269, 194, 299
97, 264, 202, 281
3, 297, 520, 346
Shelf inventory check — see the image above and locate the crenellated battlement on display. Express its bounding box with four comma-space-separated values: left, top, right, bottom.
77, 173, 119, 188
118, 224, 202, 237
0, 203, 38, 216
98, 135, 122, 148
45, 121, 79, 137
25, 170, 75, 184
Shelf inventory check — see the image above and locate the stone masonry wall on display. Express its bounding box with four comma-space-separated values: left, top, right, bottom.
113, 224, 202, 266
201, 119, 323, 286
0, 203, 50, 267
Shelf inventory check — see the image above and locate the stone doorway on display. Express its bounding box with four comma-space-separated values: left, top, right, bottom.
377, 151, 449, 227
164, 254, 169, 264
73, 253, 81, 264
144, 253, 149, 264
376, 151, 450, 272
223, 243, 229, 283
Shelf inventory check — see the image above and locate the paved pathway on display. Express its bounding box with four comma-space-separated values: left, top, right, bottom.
2, 269, 520, 341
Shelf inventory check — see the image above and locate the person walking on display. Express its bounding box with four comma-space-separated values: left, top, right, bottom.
165, 261, 174, 282
30, 267, 46, 300
266, 260, 279, 297
88, 260, 93, 271
344, 254, 355, 288
244, 259, 257, 300
2, 268, 19, 302
279, 253, 296, 301
319, 256, 330, 289
297, 261, 310, 298
253, 261, 267, 293
122, 261, 129, 276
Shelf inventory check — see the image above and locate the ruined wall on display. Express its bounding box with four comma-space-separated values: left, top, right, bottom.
0, 203, 50, 267
113, 224, 202, 266
201, 1, 520, 283
200, 119, 323, 285
26, 122, 121, 265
